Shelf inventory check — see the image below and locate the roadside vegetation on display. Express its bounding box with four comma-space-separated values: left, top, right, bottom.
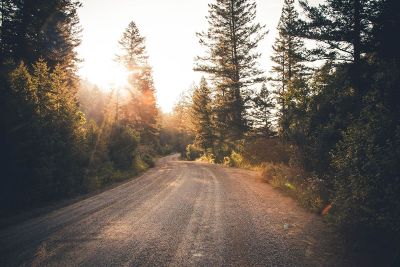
180, 0, 400, 257
1, 0, 399, 262
0, 2, 182, 215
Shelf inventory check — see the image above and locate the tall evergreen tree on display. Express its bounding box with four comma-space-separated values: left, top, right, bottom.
195, 0, 266, 143
117, 21, 159, 146
270, 0, 308, 139
0, 0, 82, 73
0, 0, 84, 210
191, 77, 215, 152
116, 21, 147, 71
0, 0, 17, 64
1, 60, 86, 208
372, 0, 400, 61
132, 66, 159, 145
249, 83, 274, 137
298, 0, 384, 94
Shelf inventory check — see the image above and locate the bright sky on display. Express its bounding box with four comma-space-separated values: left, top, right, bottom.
76, 0, 318, 112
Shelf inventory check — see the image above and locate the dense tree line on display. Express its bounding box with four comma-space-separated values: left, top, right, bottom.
0, 0, 85, 210
189, 0, 400, 243
0, 1, 167, 213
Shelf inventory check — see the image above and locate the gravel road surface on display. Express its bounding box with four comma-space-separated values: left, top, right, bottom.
0, 154, 348, 266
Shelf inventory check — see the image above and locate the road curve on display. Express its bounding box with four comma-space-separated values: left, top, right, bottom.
0, 154, 348, 266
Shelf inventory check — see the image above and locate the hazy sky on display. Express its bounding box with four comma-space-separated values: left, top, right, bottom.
76, 0, 308, 112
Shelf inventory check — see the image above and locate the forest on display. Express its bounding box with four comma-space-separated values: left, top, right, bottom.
183, 0, 400, 247
1, 0, 399, 256
0, 1, 185, 212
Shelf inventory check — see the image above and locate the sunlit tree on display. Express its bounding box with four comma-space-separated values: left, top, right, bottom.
117, 21, 159, 147
116, 21, 147, 71
1, 60, 86, 207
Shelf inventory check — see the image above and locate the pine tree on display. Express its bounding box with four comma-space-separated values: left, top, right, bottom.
270, 0, 308, 139
0, 0, 85, 209
0, 0, 82, 72
133, 66, 159, 145
32, 60, 86, 196
298, 0, 384, 94
249, 83, 274, 137
116, 21, 147, 71
191, 77, 215, 152
372, 0, 400, 61
117, 21, 159, 147
1, 60, 86, 207
195, 0, 266, 142
0, 0, 17, 64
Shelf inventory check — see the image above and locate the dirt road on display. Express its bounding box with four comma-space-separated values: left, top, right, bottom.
0, 154, 348, 266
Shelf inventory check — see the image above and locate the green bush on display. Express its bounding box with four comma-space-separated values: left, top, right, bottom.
108, 125, 139, 170
133, 156, 148, 172
261, 163, 326, 212
82, 175, 101, 192
331, 103, 400, 233
142, 153, 155, 168
212, 143, 231, 163
186, 144, 202, 161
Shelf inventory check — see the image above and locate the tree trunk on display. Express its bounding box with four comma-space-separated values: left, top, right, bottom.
353, 0, 362, 95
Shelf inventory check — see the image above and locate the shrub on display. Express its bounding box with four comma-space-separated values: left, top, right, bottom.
186, 144, 202, 161
212, 143, 231, 163
82, 175, 101, 192
223, 151, 245, 167
133, 156, 148, 172
109, 169, 137, 183
108, 125, 139, 170
261, 163, 294, 186
331, 104, 400, 233
198, 153, 215, 163
261, 163, 326, 213
142, 153, 155, 168
229, 151, 244, 167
